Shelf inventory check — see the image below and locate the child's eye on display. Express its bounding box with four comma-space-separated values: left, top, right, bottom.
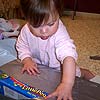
33, 25, 40, 28
47, 22, 55, 27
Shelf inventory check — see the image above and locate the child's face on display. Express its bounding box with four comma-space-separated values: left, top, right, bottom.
28, 16, 59, 40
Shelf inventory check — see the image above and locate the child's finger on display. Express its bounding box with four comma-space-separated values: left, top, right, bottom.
21, 67, 26, 74
45, 91, 57, 99
33, 67, 40, 74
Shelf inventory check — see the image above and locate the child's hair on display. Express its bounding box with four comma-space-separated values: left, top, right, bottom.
20, 0, 63, 27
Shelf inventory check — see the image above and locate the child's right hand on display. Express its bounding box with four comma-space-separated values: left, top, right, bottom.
22, 57, 40, 75
45, 82, 73, 100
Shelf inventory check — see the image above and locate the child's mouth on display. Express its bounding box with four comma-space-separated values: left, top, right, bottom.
40, 36, 49, 40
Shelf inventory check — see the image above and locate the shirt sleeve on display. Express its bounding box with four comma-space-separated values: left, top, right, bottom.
16, 24, 32, 61
55, 20, 78, 63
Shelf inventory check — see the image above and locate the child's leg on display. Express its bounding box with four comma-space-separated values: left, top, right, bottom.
80, 68, 95, 80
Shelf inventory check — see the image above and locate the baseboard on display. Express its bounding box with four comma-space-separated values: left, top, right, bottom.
63, 10, 100, 17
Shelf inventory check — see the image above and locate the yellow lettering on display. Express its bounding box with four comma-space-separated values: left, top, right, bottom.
14, 82, 17, 86
22, 85, 26, 90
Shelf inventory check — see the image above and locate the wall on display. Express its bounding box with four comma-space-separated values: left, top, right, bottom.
64, 0, 100, 14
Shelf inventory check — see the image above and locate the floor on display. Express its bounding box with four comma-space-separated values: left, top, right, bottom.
61, 12, 100, 75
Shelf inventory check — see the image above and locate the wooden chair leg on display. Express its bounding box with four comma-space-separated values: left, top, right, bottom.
72, 0, 78, 20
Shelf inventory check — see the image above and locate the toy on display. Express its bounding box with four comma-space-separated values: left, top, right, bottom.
0, 70, 48, 99
0, 18, 20, 37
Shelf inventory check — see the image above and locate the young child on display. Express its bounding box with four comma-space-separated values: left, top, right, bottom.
16, 0, 94, 100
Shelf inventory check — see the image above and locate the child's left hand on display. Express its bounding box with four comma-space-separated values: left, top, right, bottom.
45, 82, 73, 100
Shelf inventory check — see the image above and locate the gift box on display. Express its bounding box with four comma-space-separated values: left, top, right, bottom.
0, 70, 48, 99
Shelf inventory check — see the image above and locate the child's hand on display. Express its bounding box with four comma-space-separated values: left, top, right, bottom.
22, 58, 40, 75
46, 83, 73, 100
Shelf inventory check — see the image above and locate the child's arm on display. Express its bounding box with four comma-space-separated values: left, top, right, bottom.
61, 56, 76, 87
22, 57, 40, 75
46, 56, 76, 100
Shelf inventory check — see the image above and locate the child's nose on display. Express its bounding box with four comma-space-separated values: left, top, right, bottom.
40, 26, 48, 34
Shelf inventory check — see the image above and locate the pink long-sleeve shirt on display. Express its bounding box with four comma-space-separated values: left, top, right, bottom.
16, 20, 78, 71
